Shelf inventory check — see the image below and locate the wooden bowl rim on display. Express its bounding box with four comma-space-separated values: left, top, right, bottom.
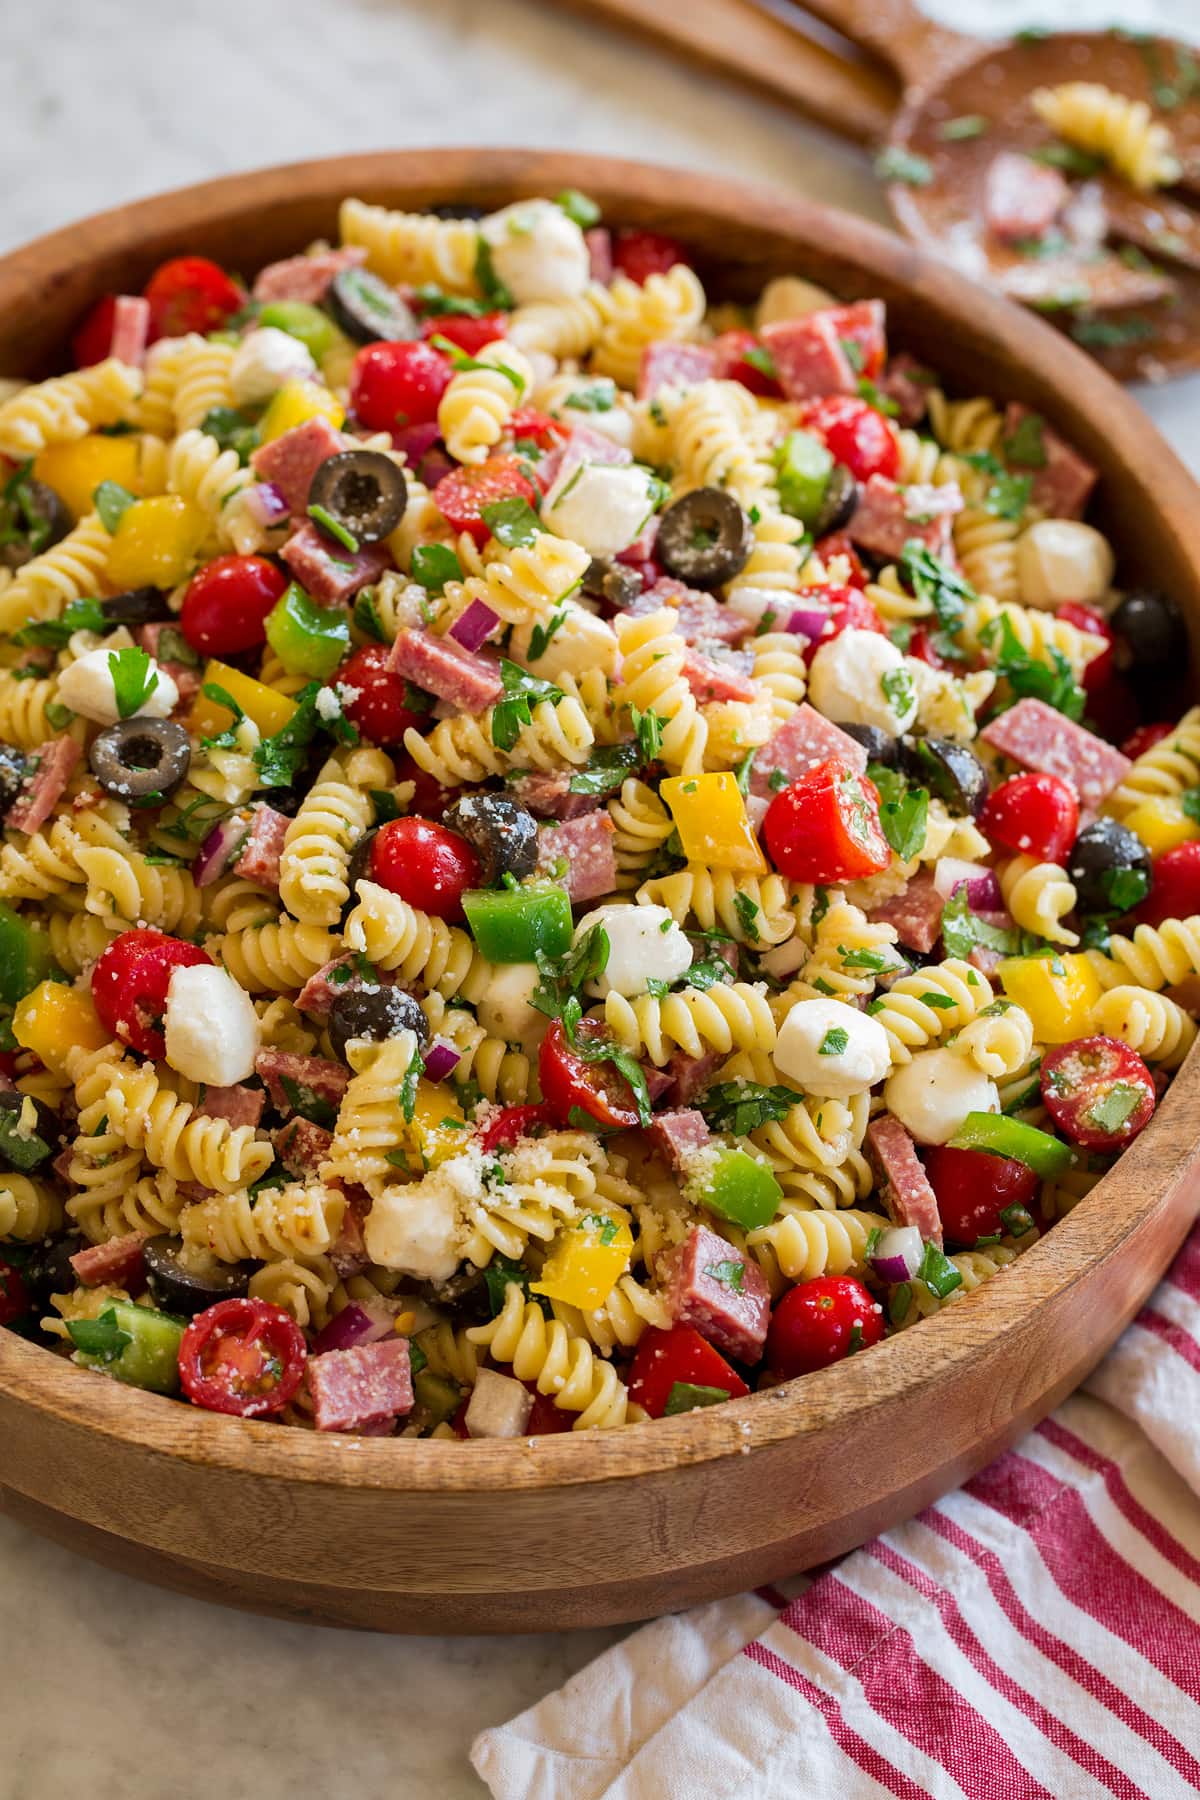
3, 146, 1199, 1495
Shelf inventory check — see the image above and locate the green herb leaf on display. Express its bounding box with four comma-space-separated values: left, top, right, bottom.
1087, 1081, 1146, 1135
93, 481, 137, 534
1069, 316, 1155, 351
527, 608, 567, 661
1000, 1201, 1035, 1238
938, 114, 989, 140
107, 646, 159, 719
473, 236, 515, 310
875, 146, 934, 186
411, 542, 464, 594
1002, 412, 1047, 470
483, 1260, 539, 1316
878, 778, 929, 862
818, 1026, 849, 1057
881, 665, 917, 722
563, 380, 616, 413
554, 188, 601, 228
703, 1260, 746, 1292
430, 335, 525, 395
743, 343, 777, 380
559, 994, 651, 1126
857, 377, 900, 418
530, 923, 610, 1020
482, 496, 541, 549
983, 471, 1033, 522
411, 285, 493, 319
899, 539, 976, 632
981, 613, 1085, 721
1098, 865, 1150, 913
308, 503, 359, 553
12, 596, 109, 648
67, 1306, 133, 1361
399, 1039, 424, 1124
352, 590, 387, 642
917, 1240, 963, 1300
567, 741, 640, 797
687, 957, 733, 992
279, 1074, 338, 1130
491, 659, 564, 751
940, 886, 1020, 961
200, 405, 260, 465
0, 458, 61, 558
700, 1082, 796, 1137
663, 1380, 730, 1415
1031, 141, 1105, 178
252, 683, 323, 787
630, 704, 665, 764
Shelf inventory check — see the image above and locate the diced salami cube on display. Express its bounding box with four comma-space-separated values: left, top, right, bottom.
309, 1335, 414, 1432
251, 417, 349, 515
561, 423, 632, 469
637, 577, 751, 647
70, 1232, 149, 1290
255, 1050, 349, 1118
275, 1115, 334, 1180
388, 627, 504, 711
847, 473, 956, 562
641, 1064, 675, 1105
5, 738, 81, 835
330, 1184, 372, 1278
637, 341, 718, 400
649, 1108, 711, 1174
585, 227, 613, 285
679, 645, 757, 705
866, 1115, 943, 1249
820, 300, 887, 377
133, 621, 203, 712
108, 295, 151, 369
252, 245, 367, 304
535, 812, 616, 903
875, 353, 934, 428
660, 1224, 771, 1363
1002, 404, 1098, 521
980, 698, 1130, 817
748, 702, 867, 801
280, 522, 392, 605
198, 1084, 265, 1129
507, 769, 600, 821
664, 1048, 721, 1107
868, 870, 944, 954
984, 152, 1069, 244
232, 803, 290, 892
760, 312, 857, 402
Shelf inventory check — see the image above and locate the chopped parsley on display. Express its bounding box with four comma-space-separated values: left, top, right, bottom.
743, 344, 777, 380
554, 187, 601, 228
1087, 1082, 1146, 1136
431, 335, 526, 395
67, 1306, 134, 1361
938, 114, 989, 140
481, 495, 541, 549
279, 1074, 338, 1130
564, 380, 616, 412
352, 590, 387, 643
733, 891, 761, 943
981, 613, 1084, 721
527, 608, 567, 661
899, 539, 976, 633
530, 923, 610, 1020
107, 646, 159, 719
93, 480, 137, 534
567, 741, 641, 797
200, 405, 260, 465
818, 1026, 849, 1057
704, 1260, 746, 1292
917, 1241, 963, 1300
663, 1381, 730, 1415
411, 543, 463, 593
701, 1082, 796, 1136
1002, 412, 1047, 470
630, 704, 664, 763
491, 660, 564, 751
12, 596, 108, 648
875, 146, 934, 186
473, 236, 515, 310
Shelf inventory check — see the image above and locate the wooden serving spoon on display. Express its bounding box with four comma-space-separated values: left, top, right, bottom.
560, 0, 1200, 381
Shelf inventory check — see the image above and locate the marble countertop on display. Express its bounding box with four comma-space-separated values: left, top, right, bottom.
3, 1, 1199, 1795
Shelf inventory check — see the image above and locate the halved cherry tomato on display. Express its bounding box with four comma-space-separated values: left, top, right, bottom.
92, 929, 213, 1059
801, 394, 899, 483
179, 1297, 307, 1418
538, 1017, 640, 1130
1040, 1035, 1156, 1151
1122, 721, 1174, 761
478, 1103, 555, 1153
420, 310, 508, 355
72, 295, 118, 368
433, 455, 538, 547
766, 1275, 883, 1379
814, 531, 867, 588
180, 553, 288, 657
508, 406, 567, 453
0, 1258, 30, 1328
711, 328, 782, 398
1059, 601, 1115, 693
338, 644, 430, 747
144, 255, 243, 340
980, 772, 1079, 864
764, 757, 890, 884
1136, 840, 1200, 927
349, 338, 453, 432
391, 752, 456, 821
613, 229, 687, 285
523, 1382, 573, 1433
627, 1324, 749, 1418
907, 625, 951, 670
370, 816, 480, 923
924, 1144, 1040, 1249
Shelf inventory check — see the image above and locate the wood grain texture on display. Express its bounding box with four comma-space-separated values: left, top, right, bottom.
2, 148, 1200, 1633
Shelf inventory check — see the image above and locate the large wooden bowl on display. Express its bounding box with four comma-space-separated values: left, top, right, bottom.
2, 150, 1199, 1634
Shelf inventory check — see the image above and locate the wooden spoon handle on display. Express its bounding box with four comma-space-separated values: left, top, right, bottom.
556, 0, 898, 145
798, 0, 971, 89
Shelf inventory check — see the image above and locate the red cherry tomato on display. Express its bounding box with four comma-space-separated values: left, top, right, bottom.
823, 301, 886, 380
613, 229, 688, 285
369, 816, 480, 922
1121, 721, 1174, 761
73, 295, 118, 367
802, 394, 899, 483
764, 757, 891, 885
349, 338, 453, 432
766, 1276, 883, 1379
478, 1103, 555, 1153
143, 255, 243, 340
179, 554, 288, 658
508, 406, 567, 453
1058, 601, 1115, 693
627, 1325, 750, 1418
907, 625, 951, 670
92, 929, 213, 1059
924, 1145, 1040, 1249
420, 310, 509, 355
337, 644, 429, 747
980, 772, 1079, 864
432, 455, 539, 547
523, 1383, 574, 1434
538, 1018, 641, 1131
1040, 1035, 1156, 1151
814, 531, 867, 588
711, 328, 782, 397
179, 1297, 307, 1418
1136, 840, 1200, 928
390, 752, 456, 821
0, 1258, 30, 1328
801, 585, 887, 665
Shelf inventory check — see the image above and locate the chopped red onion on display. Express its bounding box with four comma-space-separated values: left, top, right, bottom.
933, 857, 1001, 911
391, 419, 440, 466
193, 816, 248, 887
243, 481, 289, 526
786, 605, 832, 641
423, 1037, 462, 1083
869, 1225, 924, 1286
419, 445, 456, 490
311, 1299, 399, 1355
448, 598, 500, 653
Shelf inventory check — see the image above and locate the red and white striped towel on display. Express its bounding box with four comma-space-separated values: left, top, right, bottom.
472, 1224, 1200, 1799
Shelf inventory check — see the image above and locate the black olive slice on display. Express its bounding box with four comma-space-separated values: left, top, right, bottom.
582, 557, 644, 610
1068, 819, 1152, 915
23, 1231, 86, 1308
308, 450, 408, 545
655, 488, 753, 589
901, 735, 989, 817
1112, 590, 1188, 672
0, 479, 71, 571
813, 464, 858, 538
99, 586, 173, 626
839, 723, 898, 768
89, 717, 191, 803
442, 794, 538, 887
329, 986, 430, 1064
328, 267, 418, 345
143, 1235, 252, 1316
0, 744, 29, 815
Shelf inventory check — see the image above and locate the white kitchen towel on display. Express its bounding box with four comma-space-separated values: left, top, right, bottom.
472, 1225, 1200, 1799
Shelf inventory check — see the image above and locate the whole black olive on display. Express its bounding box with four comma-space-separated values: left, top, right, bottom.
344, 827, 378, 903
838, 723, 898, 767
442, 793, 538, 886
143, 1235, 252, 1316
655, 488, 753, 589
1112, 591, 1188, 672
328, 267, 418, 345
431, 203, 485, 221
1068, 818, 1152, 915
813, 464, 858, 538
582, 558, 644, 610
329, 986, 430, 1063
0, 479, 70, 571
0, 744, 29, 815
99, 586, 173, 626
308, 450, 408, 545
89, 716, 192, 803
0, 1088, 59, 1172
901, 735, 989, 817
22, 1232, 86, 1308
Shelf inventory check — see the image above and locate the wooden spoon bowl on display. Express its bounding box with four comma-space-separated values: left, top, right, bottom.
2, 148, 1200, 1633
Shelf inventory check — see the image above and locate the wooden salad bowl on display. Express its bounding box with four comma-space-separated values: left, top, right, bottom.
2, 149, 1199, 1634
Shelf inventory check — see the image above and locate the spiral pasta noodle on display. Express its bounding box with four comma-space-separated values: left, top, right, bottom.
608, 778, 675, 888
165, 427, 254, 546
745, 1204, 888, 1285
1106, 707, 1200, 818
181, 1182, 347, 1263
0, 1175, 63, 1242
591, 265, 707, 388
83, 1056, 273, 1193
324, 1031, 420, 1194
278, 758, 375, 927
343, 880, 490, 999
437, 340, 533, 465
0, 668, 82, 748
637, 865, 796, 947
998, 855, 1078, 946
0, 514, 111, 634
613, 608, 707, 776
404, 691, 595, 788
214, 918, 339, 993
1091, 985, 1199, 1067
0, 358, 140, 458
869, 958, 994, 1067
954, 1000, 1037, 1080
467, 1282, 632, 1429
339, 196, 479, 290
600, 980, 776, 1066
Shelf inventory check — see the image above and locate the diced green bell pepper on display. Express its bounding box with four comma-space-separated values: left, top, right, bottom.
413, 1368, 462, 1428
258, 300, 338, 364
774, 430, 833, 527
0, 902, 65, 1006
68, 1301, 185, 1394
265, 580, 350, 679
946, 1110, 1075, 1180
462, 883, 573, 963
689, 1145, 781, 1229
663, 1381, 730, 1415
0, 1101, 54, 1171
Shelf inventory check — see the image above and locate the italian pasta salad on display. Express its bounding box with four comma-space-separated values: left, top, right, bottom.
0, 192, 1194, 1438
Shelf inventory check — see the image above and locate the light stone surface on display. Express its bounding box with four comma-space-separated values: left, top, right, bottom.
2, 1, 1198, 1795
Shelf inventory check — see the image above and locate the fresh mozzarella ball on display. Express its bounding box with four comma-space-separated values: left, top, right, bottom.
56, 647, 179, 726
363, 1169, 461, 1283
775, 997, 891, 1100
754, 275, 837, 327
511, 600, 619, 680
562, 395, 633, 451
480, 199, 590, 304
541, 461, 658, 560
809, 628, 919, 736
230, 326, 317, 406
1016, 519, 1115, 610
164, 964, 260, 1086
575, 902, 693, 999
464, 1367, 534, 1439
883, 1047, 1000, 1146
476, 962, 549, 1045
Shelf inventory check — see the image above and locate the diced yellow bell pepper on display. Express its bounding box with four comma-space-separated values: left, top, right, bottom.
258, 381, 345, 443
34, 434, 161, 521
403, 1080, 467, 1170
999, 952, 1102, 1044
13, 981, 108, 1074
531, 1212, 634, 1310
660, 771, 767, 874
1120, 797, 1199, 859
189, 659, 299, 740
105, 495, 208, 590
